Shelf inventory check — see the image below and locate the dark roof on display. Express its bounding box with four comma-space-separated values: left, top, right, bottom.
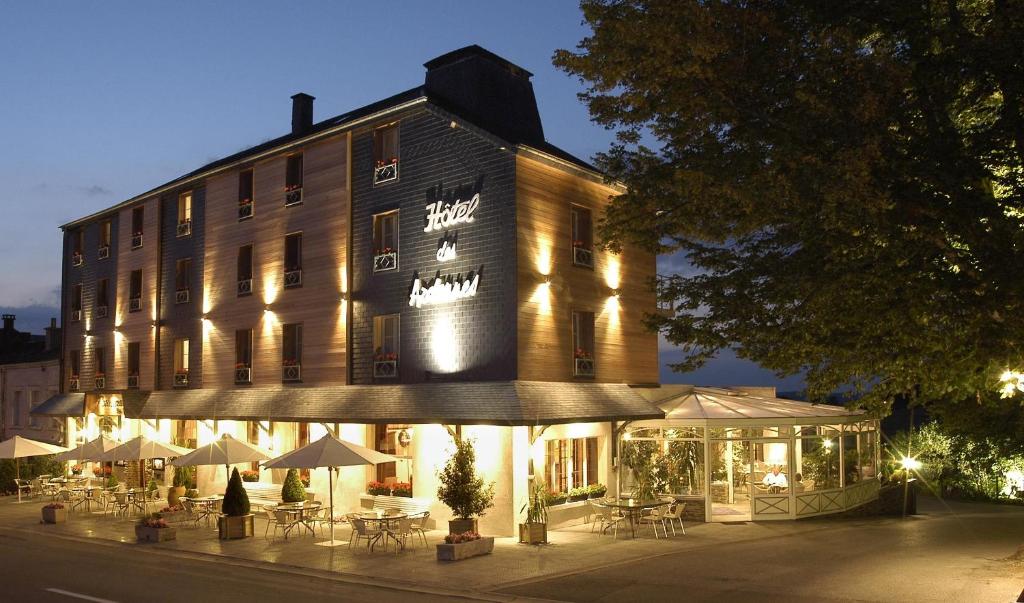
424, 44, 534, 78
122, 381, 663, 426
31, 393, 85, 417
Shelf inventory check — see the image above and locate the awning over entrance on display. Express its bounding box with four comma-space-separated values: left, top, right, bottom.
122, 380, 665, 426
30, 392, 86, 417
631, 385, 864, 426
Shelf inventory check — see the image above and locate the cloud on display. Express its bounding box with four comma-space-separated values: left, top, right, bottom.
78, 184, 112, 197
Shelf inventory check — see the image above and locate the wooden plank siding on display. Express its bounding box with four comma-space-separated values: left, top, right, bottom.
515, 154, 659, 384
113, 198, 161, 391
202, 133, 350, 389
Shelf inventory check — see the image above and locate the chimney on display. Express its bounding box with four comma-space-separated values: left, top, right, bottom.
291, 93, 315, 135
2, 314, 13, 333
44, 317, 60, 352
424, 45, 544, 145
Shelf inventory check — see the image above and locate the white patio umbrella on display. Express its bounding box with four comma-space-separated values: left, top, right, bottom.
57, 435, 119, 462
95, 436, 192, 462
169, 434, 272, 482
263, 434, 399, 547
0, 435, 70, 502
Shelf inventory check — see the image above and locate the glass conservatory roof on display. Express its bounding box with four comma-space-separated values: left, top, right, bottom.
631, 386, 866, 426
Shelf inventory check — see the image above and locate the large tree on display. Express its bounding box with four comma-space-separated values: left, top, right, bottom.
554, 0, 1024, 416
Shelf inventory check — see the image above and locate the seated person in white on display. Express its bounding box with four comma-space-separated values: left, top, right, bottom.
762, 465, 789, 489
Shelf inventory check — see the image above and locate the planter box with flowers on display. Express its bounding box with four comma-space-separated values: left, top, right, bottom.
235, 364, 252, 384
373, 247, 398, 272
282, 359, 301, 382
436, 532, 494, 561
173, 370, 189, 388
136, 513, 177, 542
238, 198, 253, 220
572, 241, 594, 268
94, 374, 106, 389
241, 470, 260, 483
373, 157, 399, 185
127, 373, 139, 389
284, 184, 303, 206
71, 251, 84, 267
573, 349, 595, 377
42, 503, 67, 524
131, 232, 143, 249
373, 353, 398, 378
157, 505, 190, 524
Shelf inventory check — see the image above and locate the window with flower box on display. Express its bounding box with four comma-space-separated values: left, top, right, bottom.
284, 232, 302, 288
177, 191, 192, 237
98, 220, 112, 259
70, 284, 83, 322
129, 269, 142, 312
372, 211, 399, 273
238, 169, 254, 220
572, 311, 595, 377
285, 154, 303, 206
94, 347, 106, 389
69, 350, 80, 391
372, 315, 399, 378
570, 206, 594, 268
96, 278, 109, 319
235, 329, 252, 384
282, 323, 302, 382
237, 244, 253, 296
131, 206, 144, 249
127, 342, 140, 389
175, 258, 191, 304
173, 339, 190, 387
71, 229, 84, 266
373, 123, 399, 185
545, 437, 599, 495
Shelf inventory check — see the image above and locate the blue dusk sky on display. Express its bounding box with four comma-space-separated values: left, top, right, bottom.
0, 1, 803, 392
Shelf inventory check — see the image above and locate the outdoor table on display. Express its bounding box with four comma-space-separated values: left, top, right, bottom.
188, 496, 224, 526
355, 511, 407, 552
276, 502, 322, 538
70, 486, 98, 512
601, 498, 673, 538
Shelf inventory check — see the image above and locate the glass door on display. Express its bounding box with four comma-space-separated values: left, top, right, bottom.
709, 438, 752, 521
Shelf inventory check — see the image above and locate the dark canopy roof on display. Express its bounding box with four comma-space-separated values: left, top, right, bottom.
122, 381, 663, 426
31, 393, 85, 417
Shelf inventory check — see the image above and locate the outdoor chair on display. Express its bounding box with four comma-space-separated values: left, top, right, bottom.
14, 479, 33, 499
113, 492, 131, 517
394, 518, 414, 553
409, 511, 430, 547
663, 502, 686, 536
639, 505, 670, 539
590, 501, 626, 538
348, 518, 380, 551
180, 499, 202, 527
30, 478, 43, 498
263, 507, 290, 539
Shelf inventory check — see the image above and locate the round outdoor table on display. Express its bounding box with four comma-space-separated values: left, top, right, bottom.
70, 486, 99, 512
355, 512, 407, 552
600, 498, 672, 538
276, 502, 321, 538
187, 495, 224, 526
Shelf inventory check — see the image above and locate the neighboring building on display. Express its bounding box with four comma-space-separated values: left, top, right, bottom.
1, 316, 62, 443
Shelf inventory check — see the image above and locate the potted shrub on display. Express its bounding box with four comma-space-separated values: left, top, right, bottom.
106, 474, 119, 489
135, 513, 176, 542
218, 468, 254, 540
240, 469, 260, 483
392, 482, 413, 498
366, 481, 391, 496
436, 531, 495, 561
281, 468, 306, 503
588, 483, 608, 499
437, 438, 495, 534
41, 502, 67, 524
168, 465, 189, 507
518, 482, 548, 545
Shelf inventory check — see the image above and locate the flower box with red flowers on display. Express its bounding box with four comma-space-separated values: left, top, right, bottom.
572, 241, 594, 268
282, 359, 301, 382
373, 353, 398, 379
284, 184, 303, 206
366, 481, 391, 496
241, 470, 260, 483
94, 373, 106, 389
173, 370, 189, 388
71, 251, 84, 266
436, 531, 494, 561
136, 513, 177, 542
42, 503, 67, 524
373, 247, 398, 272
71, 465, 83, 475
131, 232, 143, 249
373, 157, 399, 185
237, 197, 254, 220
391, 482, 413, 498
573, 350, 595, 377
235, 364, 252, 384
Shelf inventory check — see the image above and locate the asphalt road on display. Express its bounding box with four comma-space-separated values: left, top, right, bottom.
0, 529, 481, 603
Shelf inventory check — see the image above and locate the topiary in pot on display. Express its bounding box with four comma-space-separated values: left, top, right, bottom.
281, 468, 306, 503
437, 438, 495, 534
218, 468, 254, 539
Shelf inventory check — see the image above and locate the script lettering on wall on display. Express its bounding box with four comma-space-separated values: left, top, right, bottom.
408, 268, 482, 308
422, 176, 484, 233
436, 233, 458, 262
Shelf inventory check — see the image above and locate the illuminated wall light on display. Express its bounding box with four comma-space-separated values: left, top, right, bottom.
604, 255, 621, 290
262, 272, 279, 305
430, 311, 460, 373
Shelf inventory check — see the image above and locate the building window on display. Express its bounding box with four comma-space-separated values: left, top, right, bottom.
545, 437, 599, 494
237, 244, 253, 296
235, 329, 253, 384
127, 342, 140, 388
372, 211, 399, 272
238, 169, 254, 220
129, 269, 143, 312
572, 311, 595, 377
131, 206, 144, 248
69, 350, 80, 379
29, 391, 40, 428
373, 124, 400, 185
372, 314, 399, 378
284, 232, 302, 288
374, 424, 413, 488
174, 339, 190, 387
96, 279, 109, 319
98, 220, 112, 259
94, 347, 106, 389
175, 258, 191, 304
177, 191, 192, 237
282, 323, 302, 382
11, 391, 21, 427
285, 154, 303, 205
70, 284, 83, 322
71, 230, 84, 266
571, 206, 594, 268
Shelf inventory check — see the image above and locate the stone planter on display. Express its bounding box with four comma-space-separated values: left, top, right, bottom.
217, 514, 255, 540
167, 486, 186, 508
448, 518, 478, 535
135, 525, 177, 543
436, 536, 494, 561
41, 507, 67, 524
518, 522, 547, 544
160, 510, 189, 524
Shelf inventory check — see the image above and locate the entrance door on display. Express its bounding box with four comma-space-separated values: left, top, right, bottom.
709, 439, 752, 521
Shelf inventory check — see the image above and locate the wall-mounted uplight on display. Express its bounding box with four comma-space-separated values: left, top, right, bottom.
83, 330, 92, 338
339, 292, 348, 302
611, 289, 620, 299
